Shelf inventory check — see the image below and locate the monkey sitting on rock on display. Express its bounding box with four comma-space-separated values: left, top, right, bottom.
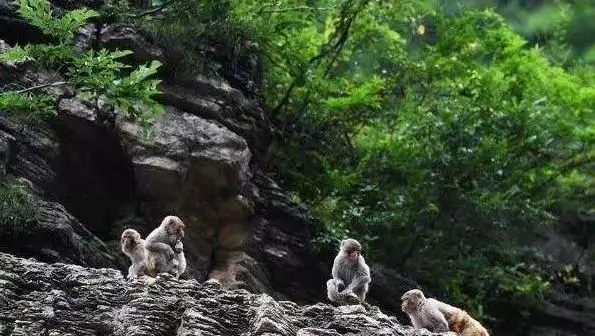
326, 238, 371, 305
121, 215, 187, 280
120, 228, 153, 280
145, 215, 187, 279
401, 289, 489, 336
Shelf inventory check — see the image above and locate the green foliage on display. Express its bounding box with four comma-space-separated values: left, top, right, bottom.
0, 45, 32, 65
68, 50, 164, 127
2, 0, 586, 329
199, 0, 595, 325
106, 60, 164, 127
0, 183, 39, 238
435, 0, 595, 67
15, 0, 99, 43
134, 0, 259, 78
0, 92, 55, 121
0, 0, 164, 128
25, 44, 78, 65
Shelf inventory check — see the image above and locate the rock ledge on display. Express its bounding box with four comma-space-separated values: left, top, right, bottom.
0, 252, 444, 336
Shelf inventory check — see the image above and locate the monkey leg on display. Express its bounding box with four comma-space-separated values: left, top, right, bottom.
343, 291, 361, 304
327, 279, 362, 305
127, 265, 136, 280
327, 279, 341, 303
351, 282, 369, 303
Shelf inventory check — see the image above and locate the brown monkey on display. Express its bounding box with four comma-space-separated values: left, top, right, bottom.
145, 215, 186, 278
326, 238, 371, 305
401, 289, 489, 336
120, 229, 154, 280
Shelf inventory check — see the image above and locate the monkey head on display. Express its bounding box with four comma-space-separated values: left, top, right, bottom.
121, 229, 141, 252
401, 289, 426, 314
340, 238, 362, 262
162, 215, 185, 240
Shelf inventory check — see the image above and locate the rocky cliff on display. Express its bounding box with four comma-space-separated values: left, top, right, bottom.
0, 252, 442, 336
0, 0, 326, 304
0, 0, 594, 335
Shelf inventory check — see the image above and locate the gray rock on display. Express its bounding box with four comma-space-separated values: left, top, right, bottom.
0, 252, 448, 336
100, 24, 166, 64
118, 106, 253, 281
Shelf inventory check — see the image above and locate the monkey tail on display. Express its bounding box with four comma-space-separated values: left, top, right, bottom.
145, 257, 157, 278
456, 311, 490, 336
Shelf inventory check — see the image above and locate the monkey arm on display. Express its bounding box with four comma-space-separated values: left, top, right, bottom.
146, 241, 175, 259
127, 265, 136, 280
173, 241, 184, 254
331, 257, 346, 287
346, 273, 371, 292
346, 262, 370, 292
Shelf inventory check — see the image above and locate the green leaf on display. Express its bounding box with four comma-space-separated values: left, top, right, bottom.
0, 45, 33, 65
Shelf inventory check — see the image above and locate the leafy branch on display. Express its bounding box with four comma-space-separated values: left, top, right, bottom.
272, 0, 372, 119
15, 0, 99, 43
0, 0, 164, 128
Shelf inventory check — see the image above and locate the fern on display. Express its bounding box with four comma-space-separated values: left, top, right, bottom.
15, 0, 99, 43
0, 45, 33, 65
26, 44, 77, 65
67, 50, 163, 126
1, 0, 164, 129
0, 92, 56, 121
59, 8, 101, 36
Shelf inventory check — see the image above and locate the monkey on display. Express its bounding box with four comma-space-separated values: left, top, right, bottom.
171, 239, 187, 279
401, 289, 489, 336
120, 229, 153, 280
145, 215, 186, 278
326, 238, 371, 306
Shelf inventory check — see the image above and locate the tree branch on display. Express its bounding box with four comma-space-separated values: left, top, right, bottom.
272, 0, 371, 118
0, 81, 68, 95
133, 0, 174, 18
261, 6, 331, 14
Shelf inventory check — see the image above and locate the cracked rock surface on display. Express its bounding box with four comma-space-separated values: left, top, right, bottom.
0, 252, 443, 336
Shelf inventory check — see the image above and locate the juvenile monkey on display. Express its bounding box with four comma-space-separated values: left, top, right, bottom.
326, 238, 371, 305
172, 239, 187, 279
401, 289, 489, 336
145, 215, 186, 278
120, 229, 153, 280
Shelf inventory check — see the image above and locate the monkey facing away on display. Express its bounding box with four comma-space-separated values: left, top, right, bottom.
326, 238, 371, 305
401, 289, 489, 336
120, 229, 153, 280
145, 215, 187, 279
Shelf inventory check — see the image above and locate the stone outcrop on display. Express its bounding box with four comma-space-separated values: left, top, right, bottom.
0, 8, 322, 306
0, 252, 444, 336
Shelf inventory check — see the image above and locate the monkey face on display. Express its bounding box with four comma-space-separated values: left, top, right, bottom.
164, 217, 185, 240
341, 238, 362, 262
347, 246, 360, 261
401, 295, 413, 312
401, 289, 424, 312
341, 238, 362, 261
121, 229, 140, 251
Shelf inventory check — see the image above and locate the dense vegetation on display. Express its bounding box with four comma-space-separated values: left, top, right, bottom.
1, 0, 593, 331
220, 0, 593, 326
